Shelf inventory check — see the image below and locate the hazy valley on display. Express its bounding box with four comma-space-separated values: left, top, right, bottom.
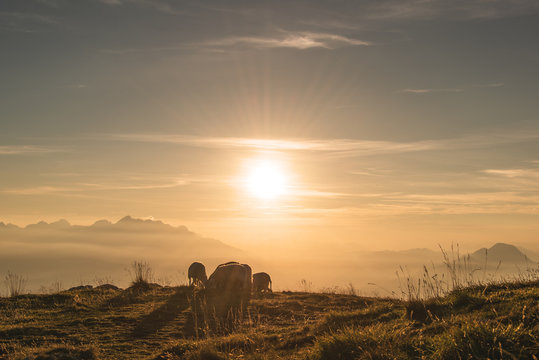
1, 217, 537, 296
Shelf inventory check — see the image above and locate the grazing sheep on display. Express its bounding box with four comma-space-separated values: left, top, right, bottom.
188, 262, 207, 287
206, 262, 252, 317
252, 272, 272, 293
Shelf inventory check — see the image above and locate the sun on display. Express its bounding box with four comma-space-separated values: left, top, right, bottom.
244, 158, 288, 201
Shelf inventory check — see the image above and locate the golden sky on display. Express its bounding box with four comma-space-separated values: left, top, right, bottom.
1, 0, 539, 253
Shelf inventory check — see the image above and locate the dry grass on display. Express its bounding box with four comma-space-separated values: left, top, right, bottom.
0, 280, 537, 359
128, 260, 154, 288
0, 285, 373, 359
1, 249, 538, 359
3, 271, 27, 297
396, 243, 539, 303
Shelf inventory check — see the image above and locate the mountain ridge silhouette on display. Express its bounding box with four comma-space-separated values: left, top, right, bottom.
471, 242, 536, 264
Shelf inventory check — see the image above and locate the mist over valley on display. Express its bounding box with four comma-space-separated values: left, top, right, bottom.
2, 216, 536, 296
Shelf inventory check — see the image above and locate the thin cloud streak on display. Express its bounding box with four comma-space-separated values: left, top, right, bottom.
98, 0, 539, 21
204, 32, 371, 50
288, 188, 348, 198
365, 0, 539, 21
0, 11, 57, 25
99, 45, 186, 55
400, 82, 503, 94
473, 82, 504, 88
399, 88, 463, 94
287, 190, 539, 217
97, 0, 183, 14
483, 169, 539, 179
98, 30, 369, 55
107, 131, 539, 157
1, 180, 189, 195
0, 11, 58, 32
0, 145, 62, 155
108, 133, 438, 155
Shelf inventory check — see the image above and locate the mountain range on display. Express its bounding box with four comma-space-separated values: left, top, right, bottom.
0, 216, 240, 291
0, 216, 537, 293
3, 216, 201, 234
365, 243, 536, 265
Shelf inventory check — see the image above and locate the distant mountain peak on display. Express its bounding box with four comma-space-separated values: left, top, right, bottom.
111, 215, 190, 234
0, 222, 19, 229
50, 219, 71, 227
116, 215, 165, 225
25, 220, 49, 229
22, 219, 71, 230
472, 242, 534, 264
490, 243, 517, 251
117, 215, 137, 224
92, 219, 112, 227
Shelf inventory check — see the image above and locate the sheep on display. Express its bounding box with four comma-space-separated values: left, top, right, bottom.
205, 262, 252, 317
252, 272, 272, 293
188, 261, 207, 287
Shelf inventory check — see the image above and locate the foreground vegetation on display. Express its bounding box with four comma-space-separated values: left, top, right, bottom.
0, 278, 538, 359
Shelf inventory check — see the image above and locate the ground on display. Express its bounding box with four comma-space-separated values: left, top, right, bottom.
0, 281, 538, 359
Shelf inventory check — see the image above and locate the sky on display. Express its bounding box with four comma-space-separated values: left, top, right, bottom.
1, 0, 539, 253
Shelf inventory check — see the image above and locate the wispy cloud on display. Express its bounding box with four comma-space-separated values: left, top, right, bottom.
106, 131, 539, 157
0, 11, 58, 32
0, 145, 61, 155
348, 169, 392, 177
288, 190, 539, 217
289, 188, 349, 198
107, 133, 438, 156
383, 191, 539, 215
97, 0, 182, 14
0, 12, 57, 25
400, 82, 504, 94
1, 179, 189, 195
99, 29, 369, 54
93, 0, 539, 21
205, 32, 370, 50
473, 82, 504, 88
483, 169, 539, 179
399, 88, 463, 94
365, 0, 539, 21
1, 186, 75, 195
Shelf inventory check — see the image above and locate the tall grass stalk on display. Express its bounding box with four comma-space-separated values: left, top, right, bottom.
439, 243, 481, 290
397, 243, 538, 301
128, 260, 154, 286
4, 271, 27, 297
397, 263, 447, 302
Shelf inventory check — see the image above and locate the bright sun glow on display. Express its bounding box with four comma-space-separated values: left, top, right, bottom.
244, 159, 288, 200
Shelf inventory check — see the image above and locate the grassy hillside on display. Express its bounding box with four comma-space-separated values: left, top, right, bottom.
0, 281, 538, 359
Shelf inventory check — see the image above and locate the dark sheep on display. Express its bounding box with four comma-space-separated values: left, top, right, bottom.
252, 272, 272, 293
205, 262, 252, 317
188, 261, 207, 287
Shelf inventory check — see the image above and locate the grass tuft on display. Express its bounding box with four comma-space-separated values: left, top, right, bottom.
1, 252, 538, 360
128, 260, 154, 289
4, 271, 27, 297
308, 324, 416, 360
428, 321, 538, 359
